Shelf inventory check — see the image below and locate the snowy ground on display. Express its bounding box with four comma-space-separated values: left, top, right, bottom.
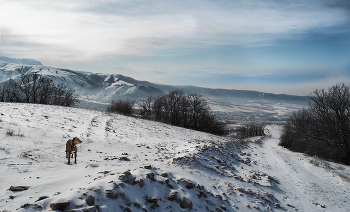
0, 103, 349, 211
249, 126, 350, 211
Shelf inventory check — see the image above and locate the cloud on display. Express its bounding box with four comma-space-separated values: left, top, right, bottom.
323, 0, 350, 13
0, 0, 348, 62
0, 0, 199, 61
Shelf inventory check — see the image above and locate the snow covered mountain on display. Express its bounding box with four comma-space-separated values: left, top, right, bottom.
0, 60, 163, 104
0, 103, 349, 211
0, 57, 308, 121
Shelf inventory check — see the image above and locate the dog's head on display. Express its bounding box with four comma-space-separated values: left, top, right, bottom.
73, 137, 82, 145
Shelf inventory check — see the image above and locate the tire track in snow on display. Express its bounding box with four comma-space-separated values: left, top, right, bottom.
254, 125, 350, 211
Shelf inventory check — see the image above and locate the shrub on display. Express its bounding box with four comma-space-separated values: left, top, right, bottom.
6, 129, 14, 136
235, 122, 266, 139
5, 128, 24, 137
18, 150, 31, 158
106, 99, 136, 116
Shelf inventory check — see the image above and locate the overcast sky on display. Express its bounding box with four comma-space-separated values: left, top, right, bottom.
1, 0, 349, 95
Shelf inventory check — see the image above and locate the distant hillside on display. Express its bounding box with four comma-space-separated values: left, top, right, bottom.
0, 57, 309, 121
0, 61, 163, 104
153, 85, 308, 102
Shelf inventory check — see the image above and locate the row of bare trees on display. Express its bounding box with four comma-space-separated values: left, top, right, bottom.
280, 83, 350, 164
106, 90, 225, 135
0, 73, 79, 107
139, 90, 225, 135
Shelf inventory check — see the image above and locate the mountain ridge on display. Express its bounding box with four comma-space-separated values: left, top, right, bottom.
0, 58, 308, 102
0, 57, 308, 121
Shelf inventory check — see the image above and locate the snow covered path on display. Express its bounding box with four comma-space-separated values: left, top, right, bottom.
250, 126, 350, 212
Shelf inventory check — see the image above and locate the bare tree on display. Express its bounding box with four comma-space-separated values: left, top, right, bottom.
19, 73, 33, 103
187, 93, 207, 130
31, 72, 41, 103
0, 74, 79, 107
179, 95, 190, 128
166, 90, 184, 125
280, 83, 350, 164
140, 90, 225, 135
280, 109, 314, 151
62, 86, 79, 107
140, 96, 153, 119
152, 94, 167, 122
3, 79, 22, 102
37, 77, 55, 104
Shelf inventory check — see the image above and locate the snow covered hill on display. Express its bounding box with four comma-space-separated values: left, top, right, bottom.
0, 57, 308, 122
0, 103, 349, 211
0, 62, 163, 104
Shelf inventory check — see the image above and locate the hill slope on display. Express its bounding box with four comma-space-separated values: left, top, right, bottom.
0, 103, 349, 211
0, 63, 163, 103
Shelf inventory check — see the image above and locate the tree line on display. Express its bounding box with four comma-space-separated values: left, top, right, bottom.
0, 73, 79, 107
280, 83, 350, 165
106, 90, 225, 135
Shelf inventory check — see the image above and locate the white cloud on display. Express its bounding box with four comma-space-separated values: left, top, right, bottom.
0, 0, 348, 63
0, 0, 199, 62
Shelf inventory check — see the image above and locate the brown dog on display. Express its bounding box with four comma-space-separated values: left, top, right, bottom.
66, 137, 82, 165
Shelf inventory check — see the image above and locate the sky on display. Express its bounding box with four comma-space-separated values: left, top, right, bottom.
0, 0, 350, 95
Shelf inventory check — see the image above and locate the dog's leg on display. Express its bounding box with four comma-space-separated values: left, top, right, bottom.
74, 150, 77, 164
68, 152, 71, 165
